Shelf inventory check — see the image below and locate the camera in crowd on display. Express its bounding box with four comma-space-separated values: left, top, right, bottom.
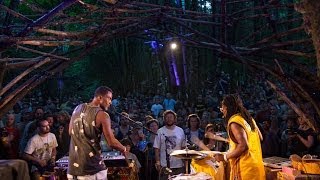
287, 127, 299, 136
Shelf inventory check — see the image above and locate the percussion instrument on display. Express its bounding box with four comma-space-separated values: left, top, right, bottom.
56, 151, 128, 168
55, 151, 136, 180
171, 149, 207, 174
170, 149, 207, 160
169, 173, 211, 180
263, 156, 291, 169
102, 151, 128, 167
39, 172, 56, 180
56, 156, 68, 168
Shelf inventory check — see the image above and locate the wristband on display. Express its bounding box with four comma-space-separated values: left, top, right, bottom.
223, 154, 228, 161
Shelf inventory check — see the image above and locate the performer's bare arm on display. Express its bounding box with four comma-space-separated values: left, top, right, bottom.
155, 148, 160, 163
215, 122, 248, 161
226, 123, 249, 159
154, 148, 161, 171
96, 111, 126, 152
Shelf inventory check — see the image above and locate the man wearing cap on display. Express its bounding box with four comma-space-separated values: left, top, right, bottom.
123, 121, 146, 179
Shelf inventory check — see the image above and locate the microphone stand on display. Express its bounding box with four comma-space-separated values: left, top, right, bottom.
110, 109, 157, 135
184, 135, 190, 174
163, 134, 172, 179
163, 135, 171, 169
109, 108, 160, 179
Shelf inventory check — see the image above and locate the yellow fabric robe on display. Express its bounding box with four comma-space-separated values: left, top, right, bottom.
227, 114, 265, 180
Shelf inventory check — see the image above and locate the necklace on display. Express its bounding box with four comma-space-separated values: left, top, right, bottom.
39, 134, 49, 149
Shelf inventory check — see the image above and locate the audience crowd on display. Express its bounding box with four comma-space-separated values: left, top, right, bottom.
1, 74, 319, 179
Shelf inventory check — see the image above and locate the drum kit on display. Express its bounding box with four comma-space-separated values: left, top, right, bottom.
169, 148, 223, 180
168, 132, 228, 180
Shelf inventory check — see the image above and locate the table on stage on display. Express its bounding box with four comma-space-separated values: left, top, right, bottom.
55, 153, 138, 180
0, 159, 30, 180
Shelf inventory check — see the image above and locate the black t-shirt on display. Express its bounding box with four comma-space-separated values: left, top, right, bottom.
290, 128, 315, 156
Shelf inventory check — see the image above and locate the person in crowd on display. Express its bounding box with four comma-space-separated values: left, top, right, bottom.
23, 119, 58, 178
184, 114, 204, 150
163, 93, 176, 111
43, 113, 55, 133
215, 94, 265, 180
261, 119, 280, 157
200, 111, 211, 131
12, 103, 22, 124
67, 86, 127, 180
56, 110, 70, 130
195, 95, 206, 117
255, 100, 270, 124
0, 113, 20, 159
115, 112, 132, 140
154, 110, 185, 180
44, 98, 57, 113
20, 107, 45, 153
127, 121, 146, 180
145, 119, 159, 180
151, 98, 163, 118
288, 115, 315, 156
21, 102, 32, 114
17, 111, 33, 137
202, 123, 227, 151
156, 109, 165, 127
280, 116, 297, 157
120, 138, 141, 172
54, 124, 70, 160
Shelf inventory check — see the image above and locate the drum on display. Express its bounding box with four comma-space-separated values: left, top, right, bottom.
39, 171, 56, 180
107, 162, 138, 180
54, 167, 67, 180
169, 173, 211, 180
191, 156, 227, 180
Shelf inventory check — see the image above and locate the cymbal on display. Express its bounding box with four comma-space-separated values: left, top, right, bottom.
170, 149, 207, 160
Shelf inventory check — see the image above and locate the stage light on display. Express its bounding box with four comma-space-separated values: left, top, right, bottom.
170, 43, 177, 50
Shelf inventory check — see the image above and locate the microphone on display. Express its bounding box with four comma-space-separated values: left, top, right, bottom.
107, 105, 117, 115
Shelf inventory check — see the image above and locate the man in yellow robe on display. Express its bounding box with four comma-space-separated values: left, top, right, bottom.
215, 94, 265, 180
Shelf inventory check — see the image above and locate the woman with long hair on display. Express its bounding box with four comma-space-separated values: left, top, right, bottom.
215, 94, 265, 180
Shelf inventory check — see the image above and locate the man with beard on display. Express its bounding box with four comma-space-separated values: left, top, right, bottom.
67, 86, 127, 180
23, 119, 58, 178
115, 112, 131, 140
215, 94, 265, 180
154, 110, 185, 180
20, 107, 44, 152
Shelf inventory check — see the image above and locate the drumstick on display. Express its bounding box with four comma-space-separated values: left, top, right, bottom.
190, 136, 211, 151
205, 132, 229, 143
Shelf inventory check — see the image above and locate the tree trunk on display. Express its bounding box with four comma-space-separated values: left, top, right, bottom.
295, 0, 320, 76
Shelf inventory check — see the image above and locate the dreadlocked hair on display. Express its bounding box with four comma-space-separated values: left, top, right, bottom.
222, 94, 256, 131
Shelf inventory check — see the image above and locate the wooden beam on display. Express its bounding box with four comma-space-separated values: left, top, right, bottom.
0, 57, 51, 97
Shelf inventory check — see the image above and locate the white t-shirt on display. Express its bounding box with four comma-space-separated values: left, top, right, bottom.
153, 125, 185, 168
24, 133, 58, 162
